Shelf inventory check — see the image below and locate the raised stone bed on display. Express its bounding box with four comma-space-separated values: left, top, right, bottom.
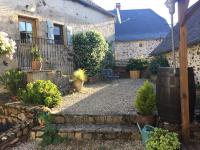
0, 102, 45, 149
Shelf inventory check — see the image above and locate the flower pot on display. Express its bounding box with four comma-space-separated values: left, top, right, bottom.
73, 80, 84, 92
135, 113, 156, 126
32, 60, 42, 70
130, 70, 140, 79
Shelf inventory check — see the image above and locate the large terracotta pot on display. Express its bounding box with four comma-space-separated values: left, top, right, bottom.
135, 113, 156, 126
130, 70, 140, 79
32, 60, 42, 70
73, 80, 84, 92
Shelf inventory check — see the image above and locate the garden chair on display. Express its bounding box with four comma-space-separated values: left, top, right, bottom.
100, 69, 119, 81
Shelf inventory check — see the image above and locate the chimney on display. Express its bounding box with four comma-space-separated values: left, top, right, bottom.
116, 3, 121, 10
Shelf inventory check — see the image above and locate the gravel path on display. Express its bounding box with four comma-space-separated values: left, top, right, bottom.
51, 79, 144, 115
11, 140, 145, 150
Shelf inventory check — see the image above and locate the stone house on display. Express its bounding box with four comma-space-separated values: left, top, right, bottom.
0, 0, 115, 74
151, 1, 200, 84
111, 4, 169, 66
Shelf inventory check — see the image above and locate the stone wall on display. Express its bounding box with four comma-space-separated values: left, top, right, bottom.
115, 39, 162, 66
0, 0, 115, 41
0, 102, 44, 149
0, 0, 115, 74
165, 43, 200, 84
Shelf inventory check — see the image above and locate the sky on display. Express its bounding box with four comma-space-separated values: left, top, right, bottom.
92, 0, 198, 24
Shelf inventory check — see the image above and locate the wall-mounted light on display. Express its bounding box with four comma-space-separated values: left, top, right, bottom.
25, 4, 36, 12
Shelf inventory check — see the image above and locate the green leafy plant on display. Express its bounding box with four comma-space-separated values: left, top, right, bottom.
39, 113, 63, 147
102, 42, 115, 69
73, 31, 108, 77
149, 56, 169, 75
126, 58, 148, 71
73, 69, 87, 82
37, 112, 52, 126
40, 124, 64, 147
31, 45, 42, 61
21, 80, 62, 108
134, 81, 156, 115
0, 69, 26, 96
146, 128, 180, 150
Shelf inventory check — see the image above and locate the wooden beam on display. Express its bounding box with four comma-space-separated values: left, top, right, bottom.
178, 0, 190, 143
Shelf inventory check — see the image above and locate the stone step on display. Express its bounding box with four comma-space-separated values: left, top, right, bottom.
30, 124, 140, 141
51, 113, 137, 125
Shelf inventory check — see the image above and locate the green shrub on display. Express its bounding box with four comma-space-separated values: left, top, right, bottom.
134, 81, 156, 115
146, 128, 180, 150
102, 42, 115, 69
149, 56, 169, 75
0, 69, 26, 96
21, 80, 62, 108
73, 31, 108, 76
196, 83, 200, 89
126, 58, 148, 71
39, 113, 63, 147
73, 69, 87, 81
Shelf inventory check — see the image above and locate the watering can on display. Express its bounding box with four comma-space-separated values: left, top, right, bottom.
137, 123, 154, 144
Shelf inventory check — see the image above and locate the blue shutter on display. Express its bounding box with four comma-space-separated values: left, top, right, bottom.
66, 26, 73, 46
47, 20, 54, 40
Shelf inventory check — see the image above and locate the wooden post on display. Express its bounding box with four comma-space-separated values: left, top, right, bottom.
178, 0, 190, 143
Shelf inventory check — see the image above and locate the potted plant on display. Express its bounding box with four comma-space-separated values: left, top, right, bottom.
37, 112, 52, 128
148, 56, 169, 82
134, 81, 156, 125
31, 45, 42, 70
73, 69, 87, 92
146, 128, 180, 150
126, 58, 148, 79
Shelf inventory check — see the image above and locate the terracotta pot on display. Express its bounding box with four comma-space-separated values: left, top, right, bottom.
73, 80, 84, 92
32, 60, 42, 70
136, 113, 156, 126
130, 70, 140, 79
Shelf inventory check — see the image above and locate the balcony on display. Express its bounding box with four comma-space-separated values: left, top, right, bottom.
15, 38, 74, 74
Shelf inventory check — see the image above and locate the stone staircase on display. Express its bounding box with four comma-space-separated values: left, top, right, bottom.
30, 113, 140, 141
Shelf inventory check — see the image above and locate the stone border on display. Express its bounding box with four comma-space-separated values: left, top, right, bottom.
0, 102, 45, 149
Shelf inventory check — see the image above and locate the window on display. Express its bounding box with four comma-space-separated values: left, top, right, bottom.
53, 24, 63, 44
18, 17, 36, 41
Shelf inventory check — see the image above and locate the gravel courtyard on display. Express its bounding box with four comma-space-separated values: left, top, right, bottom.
51, 79, 144, 115
12, 140, 145, 150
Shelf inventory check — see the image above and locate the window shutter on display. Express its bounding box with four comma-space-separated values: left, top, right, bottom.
66, 26, 73, 46
47, 20, 54, 40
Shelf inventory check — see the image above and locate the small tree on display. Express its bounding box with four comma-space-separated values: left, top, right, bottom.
73, 31, 108, 76
134, 81, 156, 115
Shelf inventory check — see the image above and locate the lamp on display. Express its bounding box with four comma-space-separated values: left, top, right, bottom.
165, 0, 177, 74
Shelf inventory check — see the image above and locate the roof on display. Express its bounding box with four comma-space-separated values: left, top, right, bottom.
73, 0, 115, 17
110, 9, 170, 41
151, 1, 200, 55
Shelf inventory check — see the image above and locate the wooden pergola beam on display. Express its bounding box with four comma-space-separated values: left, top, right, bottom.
178, 0, 190, 143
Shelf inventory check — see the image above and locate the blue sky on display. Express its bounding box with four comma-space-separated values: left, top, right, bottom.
93, 0, 198, 24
